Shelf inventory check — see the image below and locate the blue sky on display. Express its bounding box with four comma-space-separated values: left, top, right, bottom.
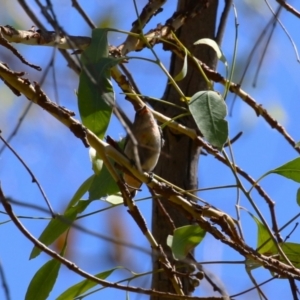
1, 1, 300, 299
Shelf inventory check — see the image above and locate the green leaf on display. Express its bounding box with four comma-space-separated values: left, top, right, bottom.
88, 162, 120, 200
194, 38, 228, 67
261, 242, 300, 272
267, 157, 300, 183
26, 237, 68, 300
251, 215, 300, 271
247, 242, 300, 273
30, 201, 91, 259
279, 242, 300, 268
78, 28, 121, 139
167, 225, 206, 260
245, 214, 276, 271
297, 188, 300, 206
56, 268, 120, 300
67, 175, 95, 209
189, 91, 228, 150
25, 258, 61, 300
251, 215, 275, 255
30, 176, 94, 259
173, 48, 188, 82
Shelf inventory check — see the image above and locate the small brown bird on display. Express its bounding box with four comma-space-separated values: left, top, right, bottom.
123, 106, 163, 196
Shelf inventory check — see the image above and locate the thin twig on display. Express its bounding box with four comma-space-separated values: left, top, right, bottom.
71, 0, 96, 29
0, 132, 55, 217
5, 197, 154, 256
246, 268, 268, 300
0, 260, 10, 300
284, 222, 298, 242
0, 102, 32, 155
0, 29, 41, 70
231, 276, 276, 298
0, 188, 204, 300
252, 6, 281, 87
216, 0, 233, 45
264, 0, 300, 61
122, 0, 166, 54
16, 0, 81, 74
229, 5, 282, 114
0, 43, 61, 154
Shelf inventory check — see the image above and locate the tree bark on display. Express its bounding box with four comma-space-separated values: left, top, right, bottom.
151, 0, 219, 297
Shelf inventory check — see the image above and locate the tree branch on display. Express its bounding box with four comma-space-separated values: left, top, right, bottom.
1, 61, 300, 281
276, 0, 300, 18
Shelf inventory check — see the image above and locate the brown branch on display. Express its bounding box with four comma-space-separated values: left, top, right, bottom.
122, 0, 166, 54
117, 2, 211, 54
4, 11, 299, 155
7, 1, 210, 54
276, 0, 300, 18
0, 27, 41, 70
8, 2, 300, 160
16, 0, 81, 74
0, 25, 90, 51
194, 211, 300, 280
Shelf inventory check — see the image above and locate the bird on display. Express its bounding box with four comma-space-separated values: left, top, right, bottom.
123, 106, 163, 196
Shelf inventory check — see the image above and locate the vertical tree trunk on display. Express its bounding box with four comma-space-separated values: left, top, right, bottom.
151, 0, 219, 297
